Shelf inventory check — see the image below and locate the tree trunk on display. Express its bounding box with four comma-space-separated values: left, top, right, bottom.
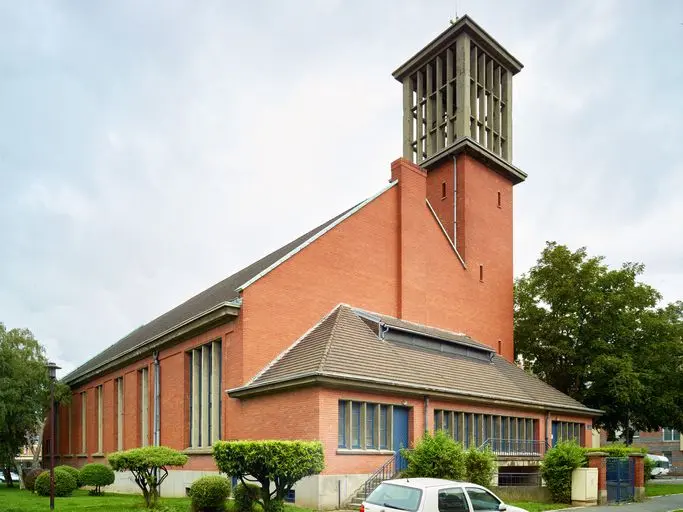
31, 420, 46, 469
14, 460, 25, 490
2, 467, 13, 488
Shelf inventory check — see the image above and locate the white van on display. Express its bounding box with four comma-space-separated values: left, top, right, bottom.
646, 454, 670, 478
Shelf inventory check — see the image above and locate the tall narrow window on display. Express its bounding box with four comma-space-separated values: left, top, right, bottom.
497, 191, 501, 208
67, 404, 72, 455
464, 413, 471, 448
498, 340, 502, 354
351, 402, 361, 448
188, 340, 222, 448
479, 265, 484, 282
80, 392, 87, 454
115, 377, 124, 451
366, 404, 376, 449
139, 367, 149, 447
379, 405, 389, 449
96, 385, 103, 453
441, 181, 447, 199
338, 402, 347, 448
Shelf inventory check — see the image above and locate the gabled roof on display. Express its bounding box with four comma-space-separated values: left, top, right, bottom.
63, 181, 400, 385
230, 305, 602, 416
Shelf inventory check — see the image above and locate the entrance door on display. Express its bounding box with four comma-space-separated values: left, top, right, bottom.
393, 407, 410, 472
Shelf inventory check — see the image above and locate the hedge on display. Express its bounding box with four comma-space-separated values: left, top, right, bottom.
402, 431, 466, 480
34, 468, 78, 497
55, 465, 81, 487
189, 475, 232, 511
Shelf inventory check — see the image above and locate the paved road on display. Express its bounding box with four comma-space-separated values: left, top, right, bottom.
564, 494, 683, 512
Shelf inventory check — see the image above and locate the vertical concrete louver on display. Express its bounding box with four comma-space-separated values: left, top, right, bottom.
189, 340, 222, 448
97, 385, 103, 453
80, 391, 87, 454
116, 377, 124, 451
393, 15, 522, 167
140, 367, 149, 447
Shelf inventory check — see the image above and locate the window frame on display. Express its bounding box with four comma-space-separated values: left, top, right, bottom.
465, 486, 502, 512
663, 428, 680, 442
438, 486, 469, 512
338, 400, 393, 452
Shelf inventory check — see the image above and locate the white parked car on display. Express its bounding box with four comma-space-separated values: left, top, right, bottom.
361, 478, 528, 512
646, 454, 670, 478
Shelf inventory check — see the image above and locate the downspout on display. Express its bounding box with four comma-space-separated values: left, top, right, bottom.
153, 352, 160, 446
453, 156, 457, 246
424, 396, 430, 434
545, 411, 550, 450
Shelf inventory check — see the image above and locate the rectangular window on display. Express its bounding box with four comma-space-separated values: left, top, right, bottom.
188, 340, 222, 448
351, 402, 361, 448
380, 405, 389, 449
338, 400, 391, 451
474, 414, 481, 447
443, 411, 451, 434
664, 428, 680, 442
338, 402, 347, 448
115, 377, 124, 451
139, 367, 149, 447
96, 385, 103, 453
80, 391, 87, 454
434, 410, 441, 431
454, 413, 461, 444
483, 415, 490, 443
464, 413, 471, 448
366, 404, 376, 449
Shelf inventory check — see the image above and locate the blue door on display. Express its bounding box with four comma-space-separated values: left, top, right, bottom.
551, 422, 558, 447
393, 407, 409, 472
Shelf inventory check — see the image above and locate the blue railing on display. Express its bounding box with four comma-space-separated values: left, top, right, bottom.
479, 438, 548, 457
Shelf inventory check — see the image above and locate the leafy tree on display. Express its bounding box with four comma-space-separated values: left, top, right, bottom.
79, 463, 115, 495
108, 446, 188, 508
401, 430, 466, 480
213, 440, 324, 512
0, 323, 70, 487
515, 242, 683, 442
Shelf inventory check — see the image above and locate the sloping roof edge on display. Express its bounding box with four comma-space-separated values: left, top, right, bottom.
227, 371, 602, 417
236, 180, 398, 292
425, 199, 466, 269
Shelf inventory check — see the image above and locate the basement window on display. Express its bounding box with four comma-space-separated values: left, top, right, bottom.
441, 182, 447, 199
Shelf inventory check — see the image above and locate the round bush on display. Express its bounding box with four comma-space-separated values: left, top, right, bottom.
402, 430, 466, 480
464, 446, 497, 487
189, 475, 232, 511
233, 482, 260, 512
55, 465, 81, 487
23, 468, 43, 491
79, 463, 115, 495
34, 468, 78, 497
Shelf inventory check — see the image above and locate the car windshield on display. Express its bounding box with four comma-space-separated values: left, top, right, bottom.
366, 483, 423, 512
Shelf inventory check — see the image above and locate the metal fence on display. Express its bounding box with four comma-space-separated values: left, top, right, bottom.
480, 438, 549, 457
496, 472, 542, 487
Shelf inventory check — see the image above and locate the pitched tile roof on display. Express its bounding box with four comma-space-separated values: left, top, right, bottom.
233, 305, 601, 415
62, 206, 356, 384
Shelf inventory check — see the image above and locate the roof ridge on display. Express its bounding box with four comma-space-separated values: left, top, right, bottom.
318, 305, 350, 373
243, 303, 344, 387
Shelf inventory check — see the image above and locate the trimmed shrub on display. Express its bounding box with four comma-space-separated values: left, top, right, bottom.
23, 468, 43, 491
591, 443, 647, 457
213, 441, 323, 512
464, 446, 497, 487
34, 468, 78, 497
80, 463, 115, 495
55, 465, 81, 487
402, 430, 466, 480
541, 442, 586, 503
109, 446, 188, 508
233, 483, 260, 512
188, 475, 232, 512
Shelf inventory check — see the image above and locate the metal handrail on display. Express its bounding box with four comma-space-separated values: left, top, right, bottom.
363, 453, 402, 498
479, 438, 549, 456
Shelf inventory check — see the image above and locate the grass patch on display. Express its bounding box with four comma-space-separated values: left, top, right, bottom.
0, 484, 316, 512
646, 483, 683, 497
508, 502, 572, 512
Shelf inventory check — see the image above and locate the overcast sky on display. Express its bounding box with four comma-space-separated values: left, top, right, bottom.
1, 0, 681, 378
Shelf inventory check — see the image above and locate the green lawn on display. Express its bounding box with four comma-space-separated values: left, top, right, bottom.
646, 483, 683, 497
508, 502, 571, 512
0, 484, 316, 512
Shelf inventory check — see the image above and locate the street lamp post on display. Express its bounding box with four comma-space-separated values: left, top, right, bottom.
46, 362, 60, 511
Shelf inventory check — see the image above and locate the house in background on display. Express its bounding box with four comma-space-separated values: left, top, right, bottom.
602, 429, 683, 469
47, 16, 601, 509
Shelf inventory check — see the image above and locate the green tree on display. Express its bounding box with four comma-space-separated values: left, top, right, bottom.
401, 431, 466, 480
213, 440, 324, 512
108, 446, 189, 508
515, 242, 683, 442
0, 324, 51, 486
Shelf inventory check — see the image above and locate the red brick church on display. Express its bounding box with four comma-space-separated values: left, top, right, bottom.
50, 16, 600, 509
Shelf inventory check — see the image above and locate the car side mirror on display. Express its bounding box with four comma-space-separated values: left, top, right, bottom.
498, 504, 507, 511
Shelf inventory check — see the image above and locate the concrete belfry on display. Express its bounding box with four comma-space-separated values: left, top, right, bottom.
392, 15, 525, 181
